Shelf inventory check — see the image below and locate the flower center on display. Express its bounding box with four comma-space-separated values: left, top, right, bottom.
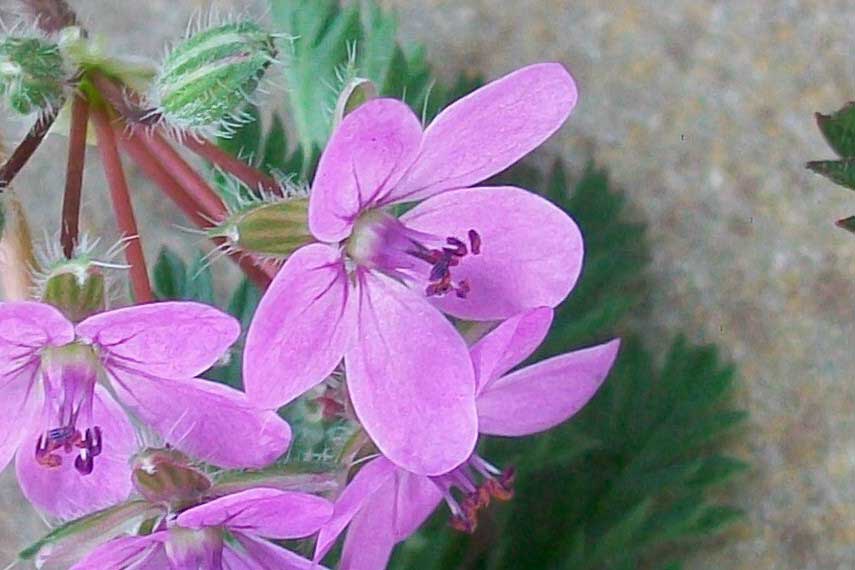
430, 454, 515, 533
36, 344, 103, 475
347, 210, 482, 299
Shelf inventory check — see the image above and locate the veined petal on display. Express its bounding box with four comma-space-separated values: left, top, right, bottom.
477, 339, 620, 436
70, 533, 166, 570
0, 362, 40, 472
393, 469, 443, 540
309, 99, 423, 242
346, 272, 477, 475
76, 302, 240, 379
315, 457, 397, 562
244, 243, 354, 409
177, 488, 332, 539
402, 186, 583, 321
470, 307, 554, 393
17, 386, 135, 520
232, 533, 326, 570
0, 302, 73, 373
340, 486, 397, 570
389, 63, 577, 203
109, 367, 290, 469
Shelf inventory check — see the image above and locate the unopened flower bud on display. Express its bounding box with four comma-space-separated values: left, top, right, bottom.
209, 197, 311, 259
40, 260, 105, 323
0, 36, 67, 115
333, 77, 377, 127
154, 21, 277, 130
132, 447, 212, 506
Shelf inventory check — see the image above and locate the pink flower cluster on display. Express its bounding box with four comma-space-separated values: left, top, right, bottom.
0, 63, 619, 570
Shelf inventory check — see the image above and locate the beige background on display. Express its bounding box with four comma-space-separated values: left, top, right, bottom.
1, 1, 854, 568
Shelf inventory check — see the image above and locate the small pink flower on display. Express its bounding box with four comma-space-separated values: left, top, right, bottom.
70, 487, 333, 570
313, 308, 620, 570
245, 63, 583, 476
0, 301, 291, 519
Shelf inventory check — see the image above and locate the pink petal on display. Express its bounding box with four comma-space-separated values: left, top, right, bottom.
76, 302, 240, 379
177, 488, 332, 539
388, 63, 577, 203
402, 186, 583, 321
309, 99, 423, 242
393, 469, 443, 540
244, 243, 354, 409
17, 385, 136, 519
0, 362, 40, 472
0, 302, 73, 374
70, 533, 166, 570
470, 307, 554, 394
346, 272, 477, 475
108, 367, 290, 469
477, 339, 620, 436
340, 487, 397, 570
315, 457, 397, 561
232, 533, 326, 570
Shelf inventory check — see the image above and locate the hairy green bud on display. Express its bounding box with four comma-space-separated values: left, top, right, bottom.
132, 448, 211, 507
0, 36, 66, 115
40, 259, 105, 322
210, 197, 311, 258
154, 21, 277, 130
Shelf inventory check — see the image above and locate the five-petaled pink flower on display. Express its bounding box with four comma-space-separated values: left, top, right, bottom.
313, 308, 620, 570
0, 301, 291, 519
70, 487, 332, 569
245, 63, 584, 476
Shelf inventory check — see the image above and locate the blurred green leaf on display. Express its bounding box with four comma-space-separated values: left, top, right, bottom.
152, 248, 187, 300
807, 158, 855, 191
816, 104, 855, 157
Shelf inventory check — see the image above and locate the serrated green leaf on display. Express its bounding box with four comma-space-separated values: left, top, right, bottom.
261, 113, 288, 174
152, 247, 187, 299
816, 103, 855, 157
807, 159, 855, 191
183, 253, 215, 304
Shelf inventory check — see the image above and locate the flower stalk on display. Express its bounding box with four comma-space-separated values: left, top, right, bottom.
60, 94, 90, 259
0, 105, 62, 191
180, 135, 281, 195
90, 105, 153, 302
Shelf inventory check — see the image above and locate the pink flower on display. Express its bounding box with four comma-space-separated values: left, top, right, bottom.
245, 63, 583, 476
313, 308, 620, 570
70, 487, 333, 570
0, 301, 291, 519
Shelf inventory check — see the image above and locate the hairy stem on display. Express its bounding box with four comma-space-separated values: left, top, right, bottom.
119, 129, 273, 289
60, 95, 90, 259
180, 135, 282, 195
140, 133, 227, 220
90, 107, 153, 302
0, 106, 61, 192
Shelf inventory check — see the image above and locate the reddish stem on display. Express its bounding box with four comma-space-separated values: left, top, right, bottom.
90, 107, 154, 303
60, 95, 90, 259
0, 105, 61, 192
180, 135, 282, 195
141, 132, 227, 220
119, 129, 273, 289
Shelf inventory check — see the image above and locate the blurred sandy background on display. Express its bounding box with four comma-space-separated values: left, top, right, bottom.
1, 1, 854, 568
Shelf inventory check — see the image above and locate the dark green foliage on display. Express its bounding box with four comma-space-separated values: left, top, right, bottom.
816, 104, 855, 157
808, 101, 855, 228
